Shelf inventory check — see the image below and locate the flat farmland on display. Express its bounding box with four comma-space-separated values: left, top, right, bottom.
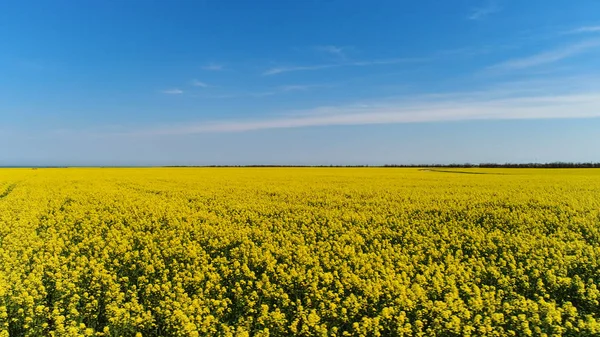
1, 168, 599, 336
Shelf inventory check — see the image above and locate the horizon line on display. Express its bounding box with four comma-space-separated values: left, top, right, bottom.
2, 162, 600, 169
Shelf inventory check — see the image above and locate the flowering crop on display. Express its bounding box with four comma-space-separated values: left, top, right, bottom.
1, 168, 599, 336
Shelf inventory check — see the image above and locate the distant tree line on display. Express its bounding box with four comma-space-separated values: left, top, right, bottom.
383, 162, 600, 168
162, 162, 600, 168
6, 163, 598, 169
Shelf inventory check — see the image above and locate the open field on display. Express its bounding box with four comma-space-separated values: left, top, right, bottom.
1, 168, 599, 336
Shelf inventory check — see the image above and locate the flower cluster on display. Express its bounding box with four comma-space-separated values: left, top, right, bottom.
1, 168, 599, 336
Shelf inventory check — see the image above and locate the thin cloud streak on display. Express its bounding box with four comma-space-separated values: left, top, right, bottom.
137, 89, 600, 135
314, 45, 347, 58
279, 84, 329, 92
567, 26, 600, 34
161, 89, 184, 94
265, 43, 513, 76
202, 63, 224, 71
487, 39, 600, 71
191, 79, 208, 87
468, 1, 501, 20
195, 92, 276, 99
263, 57, 426, 75
195, 84, 326, 99
263, 64, 338, 75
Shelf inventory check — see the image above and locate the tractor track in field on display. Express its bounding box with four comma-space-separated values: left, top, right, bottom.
0, 183, 17, 199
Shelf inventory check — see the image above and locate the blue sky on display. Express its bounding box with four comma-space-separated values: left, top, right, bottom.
2, 0, 600, 166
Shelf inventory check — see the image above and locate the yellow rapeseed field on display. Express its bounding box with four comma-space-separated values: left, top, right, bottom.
1, 168, 599, 337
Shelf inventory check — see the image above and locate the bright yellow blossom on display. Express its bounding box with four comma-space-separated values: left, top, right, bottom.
0, 167, 599, 336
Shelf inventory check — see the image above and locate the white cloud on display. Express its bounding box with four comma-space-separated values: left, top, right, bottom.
263, 57, 424, 75
202, 63, 224, 71
315, 45, 346, 57
191, 79, 208, 87
195, 90, 277, 99
271, 44, 511, 77
137, 79, 600, 135
263, 64, 337, 75
161, 89, 183, 95
568, 26, 600, 34
468, 1, 501, 20
487, 39, 600, 71
196, 84, 325, 99
279, 84, 326, 92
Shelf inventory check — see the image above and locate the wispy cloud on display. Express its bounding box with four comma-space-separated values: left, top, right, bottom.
263, 64, 337, 76
279, 84, 329, 92
567, 26, 600, 34
487, 39, 600, 71
434, 44, 516, 58
266, 42, 506, 76
314, 45, 347, 58
263, 57, 425, 75
202, 63, 224, 71
161, 89, 184, 95
190, 79, 208, 87
135, 77, 600, 135
192, 92, 274, 99
468, 1, 501, 20
196, 84, 327, 99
